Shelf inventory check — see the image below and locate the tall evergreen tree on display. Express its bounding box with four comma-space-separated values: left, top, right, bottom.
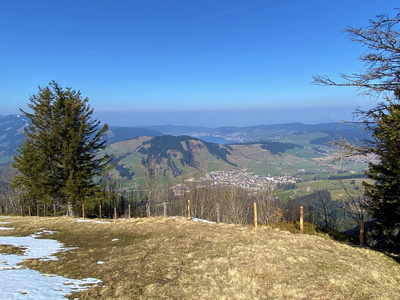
362, 95, 400, 246
13, 81, 113, 214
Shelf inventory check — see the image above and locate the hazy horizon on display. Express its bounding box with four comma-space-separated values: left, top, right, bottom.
4, 104, 367, 128
1, 1, 395, 127
93, 104, 362, 128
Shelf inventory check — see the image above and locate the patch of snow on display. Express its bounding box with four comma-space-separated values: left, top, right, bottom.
0, 234, 102, 299
43, 230, 57, 235
0, 227, 14, 230
191, 218, 214, 224
77, 219, 111, 224
0, 222, 11, 224
111, 239, 119, 242
97, 261, 104, 265
33, 230, 58, 236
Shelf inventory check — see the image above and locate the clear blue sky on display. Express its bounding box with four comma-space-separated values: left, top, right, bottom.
0, 0, 398, 127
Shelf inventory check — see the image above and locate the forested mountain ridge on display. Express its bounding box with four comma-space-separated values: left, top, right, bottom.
105, 135, 237, 179
0, 114, 370, 173
103, 131, 369, 182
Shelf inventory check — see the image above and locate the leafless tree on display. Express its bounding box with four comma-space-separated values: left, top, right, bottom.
140, 157, 164, 217
0, 166, 21, 214
255, 188, 281, 224
339, 180, 369, 225
314, 12, 400, 95
313, 11, 400, 160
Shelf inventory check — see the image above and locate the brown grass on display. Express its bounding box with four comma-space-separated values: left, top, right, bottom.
1, 216, 400, 299
0, 244, 25, 255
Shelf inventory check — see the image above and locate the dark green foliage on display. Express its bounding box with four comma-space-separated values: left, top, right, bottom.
12, 81, 114, 213
114, 164, 134, 180
205, 142, 235, 165
363, 98, 400, 246
259, 141, 298, 155
327, 173, 367, 180
277, 182, 297, 191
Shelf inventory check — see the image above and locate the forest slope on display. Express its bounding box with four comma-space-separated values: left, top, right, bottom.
104, 132, 369, 182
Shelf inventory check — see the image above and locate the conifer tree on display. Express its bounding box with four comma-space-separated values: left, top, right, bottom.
13, 81, 113, 214
362, 95, 400, 246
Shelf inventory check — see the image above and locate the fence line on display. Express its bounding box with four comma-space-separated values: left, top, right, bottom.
0, 198, 366, 245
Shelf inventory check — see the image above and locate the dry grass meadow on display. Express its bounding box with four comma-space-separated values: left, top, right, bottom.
1, 216, 400, 299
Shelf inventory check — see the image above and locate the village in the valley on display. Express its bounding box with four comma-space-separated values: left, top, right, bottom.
184, 170, 301, 193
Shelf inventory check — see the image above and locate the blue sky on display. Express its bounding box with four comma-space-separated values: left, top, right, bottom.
0, 0, 398, 127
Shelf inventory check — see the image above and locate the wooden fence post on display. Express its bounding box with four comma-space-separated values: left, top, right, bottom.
360, 220, 365, 246
82, 204, 85, 219
300, 206, 304, 233
53, 204, 56, 217
128, 204, 131, 220
36, 204, 39, 217
99, 205, 102, 220
28, 206, 31, 216
163, 202, 167, 218
254, 202, 258, 229
216, 203, 220, 223
44, 205, 46, 217
188, 200, 191, 219
114, 207, 117, 221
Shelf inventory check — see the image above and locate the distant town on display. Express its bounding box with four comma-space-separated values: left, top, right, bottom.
171, 170, 299, 194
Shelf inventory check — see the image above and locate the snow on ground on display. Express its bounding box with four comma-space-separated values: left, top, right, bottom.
0, 226, 15, 230
0, 228, 101, 299
76, 219, 111, 224
190, 217, 214, 224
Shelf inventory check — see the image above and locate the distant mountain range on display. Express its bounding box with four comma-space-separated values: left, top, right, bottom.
0, 114, 371, 174
0, 114, 28, 164
144, 122, 370, 144
103, 129, 370, 182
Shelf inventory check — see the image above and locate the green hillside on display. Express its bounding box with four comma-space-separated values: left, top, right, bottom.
102, 135, 238, 182
102, 132, 368, 184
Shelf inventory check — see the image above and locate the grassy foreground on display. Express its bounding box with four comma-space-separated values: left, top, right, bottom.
1, 216, 400, 299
